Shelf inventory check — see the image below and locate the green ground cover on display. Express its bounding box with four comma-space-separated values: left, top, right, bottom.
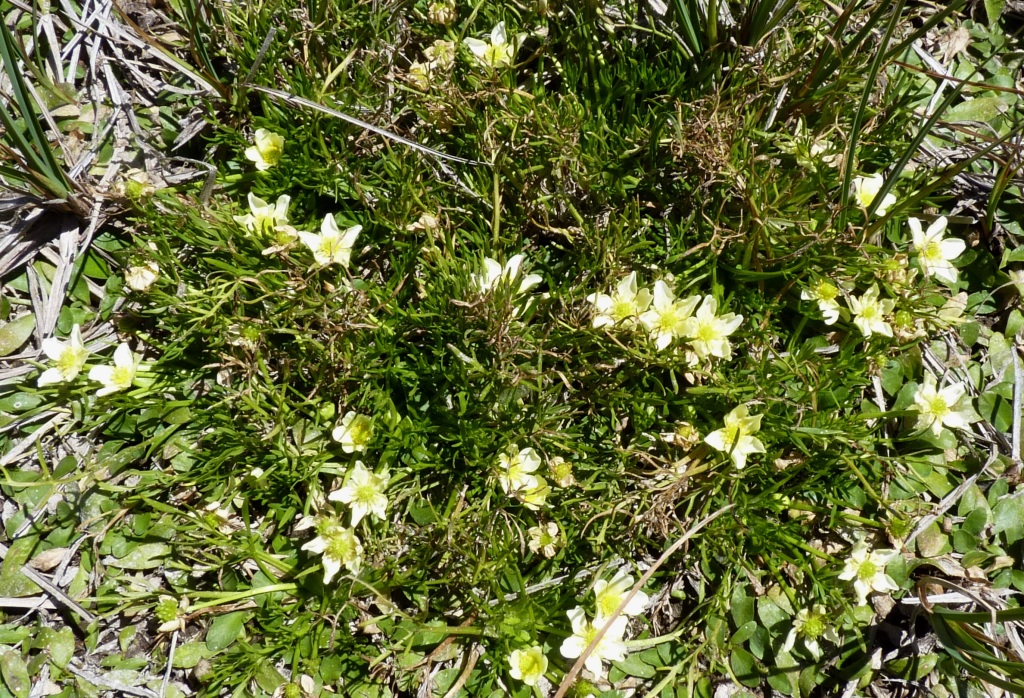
2, 0, 1024, 696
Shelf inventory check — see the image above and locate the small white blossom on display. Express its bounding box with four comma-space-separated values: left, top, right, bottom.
681, 295, 743, 360
125, 261, 160, 292
800, 279, 843, 325
639, 280, 699, 351
298, 214, 361, 267
497, 445, 541, 494
424, 40, 457, 71
559, 606, 627, 679
464, 22, 515, 69
587, 272, 653, 329
704, 404, 766, 470
852, 174, 897, 216
593, 570, 649, 621
332, 411, 374, 453
299, 515, 363, 583
87, 343, 142, 396
781, 605, 839, 660
38, 324, 89, 386
909, 216, 965, 285
329, 461, 389, 527
508, 646, 548, 686
244, 129, 284, 171
528, 522, 562, 558
837, 540, 899, 605
473, 254, 542, 296
518, 476, 551, 510
848, 284, 895, 338
233, 193, 297, 243
912, 373, 972, 436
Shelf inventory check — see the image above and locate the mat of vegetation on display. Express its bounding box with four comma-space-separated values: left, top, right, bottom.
2, 0, 1024, 696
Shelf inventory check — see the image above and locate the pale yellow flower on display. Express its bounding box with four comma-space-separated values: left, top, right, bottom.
681, 295, 743, 359
88, 343, 141, 396
474, 254, 542, 296
125, 261, 160, 292
594, 570, 649, 621
498, 445, 541, 494
464, 22, 515, 69
837, 540, 899, 605
909, 217, 964, 285
233, 192, 297, 242
848, 284, 895, 338
559, 606, 627, 679
704, 404, 766, 469
800, 279, 842, 325
245, 128, 284, 171
781, 605, 839, 660
587, 271, 653, 329
527, 522, 562, 558
912, 373, 972, 436
332, 411, 373, 453
852, 174, 897, 216
639, 280, 699, 351
298, 515, 363, 583
518, 476, 551, 510
329, 461, 389, 527
38, 324, 89, 386
508, 646, 548, 686
298, 214, 361, 267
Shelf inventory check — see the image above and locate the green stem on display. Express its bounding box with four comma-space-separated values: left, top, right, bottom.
187, 583, 297, 611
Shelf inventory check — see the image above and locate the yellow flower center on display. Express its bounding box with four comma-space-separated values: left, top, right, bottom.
57, 348, 86, 375
518, 652, 542, 677
326, 531, 357, 561
857, 560, 877, 582
927, 396, 950, 418
922, 241, 942, 262
112, 365, 134, 387
597, 592, 620, 619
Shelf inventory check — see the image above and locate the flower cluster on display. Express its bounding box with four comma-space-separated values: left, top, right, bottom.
588, 274, 743, 359
233, 191, 361, 265
408, 39, 457, 90
37, 326, 146, 396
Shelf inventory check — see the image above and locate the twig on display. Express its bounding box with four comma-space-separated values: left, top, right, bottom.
161, 630, 178, 698
0, 542, 96, 623
440, 644, 480, 698
552, 505, 733, 698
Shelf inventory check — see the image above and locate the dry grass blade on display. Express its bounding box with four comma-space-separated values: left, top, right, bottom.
553, 504, 733, 698
248, 85, 486, 167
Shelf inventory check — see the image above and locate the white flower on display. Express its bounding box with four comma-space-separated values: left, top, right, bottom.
332, 411, 373, 453
586, 272, 653, 329
781, 605, 839, 660
497, 446, 542, 494
704, 404, 766, 470
299, 516, 363, 583
800, 279, 843, 325
125, 261, 160, 292
464, 21, 514, 69
38, 324, 89, 386
594, 570, 649, 621
508, 646, 548, 686
87, 343, 141, 396
473, 254, 543, 296
528, 522, 562, 558
909, 217, 964, 285
852, 174, 897, 216
233, 193, 297, 243
837, 540, 899, 605
639, 281, 699, 351
518, 476, 551, 511
298, 214, 361, 267
912, 373, 972, 436
244, 129, 284, 171
559, 606, 628, 679
848, 284, 895, 338
681, 295, 743, 360
329, 461, 389, 527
